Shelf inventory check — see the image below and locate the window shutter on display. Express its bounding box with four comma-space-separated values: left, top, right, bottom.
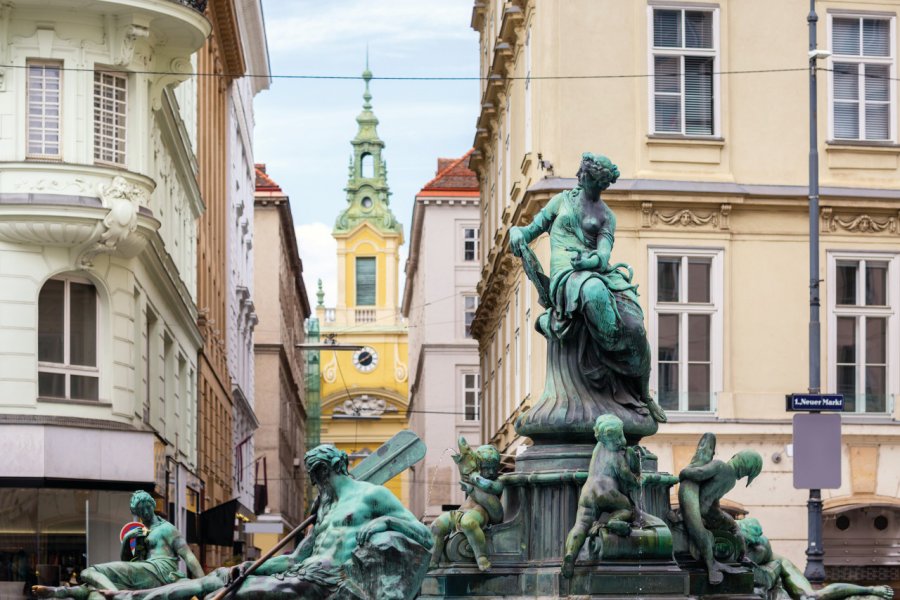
685, 11, 713, 49
355, 257, 376, 306
865, 64, 890, 139
684, 56, 714, 135
654, 56, 681, 132
863, 19, 890, 57
833, 63, 860, 139
833, 18, 861, 55
654, 10, 682, 47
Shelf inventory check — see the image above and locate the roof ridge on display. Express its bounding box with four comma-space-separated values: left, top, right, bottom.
419, 148, 475, 191
255, 164, 281, 191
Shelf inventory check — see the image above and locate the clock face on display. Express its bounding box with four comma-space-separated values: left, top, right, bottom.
352, 346, 378, 373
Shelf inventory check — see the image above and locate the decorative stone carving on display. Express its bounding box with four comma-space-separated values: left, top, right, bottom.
111, 22, 150, 67
79, 176, 147, 266
335, 396, 387, 417
641, 202, 731, 230
322, 354, 337, 384
821, 207, 899, 234
14, 177, 92, 195
394, 343, 408, 382
149, 58, 193, 111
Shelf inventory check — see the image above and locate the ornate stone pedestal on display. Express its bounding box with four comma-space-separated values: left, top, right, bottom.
422, 444, 756, 599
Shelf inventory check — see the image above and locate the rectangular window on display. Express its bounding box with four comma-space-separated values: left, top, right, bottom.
38, 278, 99, 400
830, 15, 895, 141
27, 61, 62, 158
355, 257, 376, 306
828, 253, 897, 413
463, 373, 481, 421
650, 249, 723, 412
463, 227, 479, 261
93, 71, 127, 165
464, 294, 478, 338
649, 6, 718, 136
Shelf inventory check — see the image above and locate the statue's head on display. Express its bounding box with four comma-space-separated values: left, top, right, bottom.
737, 517, 765, 545
305, 444, 350, 486
576, 153, 620, 192
475, 445, 501, 479
730, 450, 763, 486
593, 414, 626, 450
129, 490, 156, 520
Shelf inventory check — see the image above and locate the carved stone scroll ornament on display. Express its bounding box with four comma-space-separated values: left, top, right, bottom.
641, 202, 731, 230
112, 23, 150, 67
79, 177, 147, 266
820, 207, 899, 234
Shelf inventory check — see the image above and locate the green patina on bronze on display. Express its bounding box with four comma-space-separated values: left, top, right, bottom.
334, 65, 401, 236
104, 444, 432, 600
33, 491, 203, 600
510, 153, 665, 444
562, 415, 677, 577
669, 433, 762, 586
430, 437, 504, 572
739, 517, 894, 600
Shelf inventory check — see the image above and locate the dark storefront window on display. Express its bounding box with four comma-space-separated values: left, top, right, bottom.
0, 489, 132, 599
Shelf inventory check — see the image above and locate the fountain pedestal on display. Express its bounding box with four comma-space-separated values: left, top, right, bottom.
421, 444, 756, 599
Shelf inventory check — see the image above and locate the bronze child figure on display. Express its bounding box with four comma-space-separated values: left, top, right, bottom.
430, 437, 504, 572
562, 415, 650, 578
674, 433, 763, 585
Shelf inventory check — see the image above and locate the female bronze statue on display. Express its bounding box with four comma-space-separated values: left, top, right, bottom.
510, 153, 665, 443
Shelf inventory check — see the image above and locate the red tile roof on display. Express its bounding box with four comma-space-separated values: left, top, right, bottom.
255, 163, 282, 193
418, 149, 479, 195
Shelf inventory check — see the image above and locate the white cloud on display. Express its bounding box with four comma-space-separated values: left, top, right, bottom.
296, 222, 338, 310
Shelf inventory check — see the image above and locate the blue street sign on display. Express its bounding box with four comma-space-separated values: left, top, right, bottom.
786, 393, 844, 412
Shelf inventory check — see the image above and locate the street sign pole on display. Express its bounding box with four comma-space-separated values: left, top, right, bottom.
805, 0, 827, 584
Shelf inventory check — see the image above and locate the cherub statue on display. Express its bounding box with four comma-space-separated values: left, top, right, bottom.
562, 414, 676, 578
430, 437, 504, 571
33, 490, 203, 599
739, 517, 893, 600
672, 433, 763, 585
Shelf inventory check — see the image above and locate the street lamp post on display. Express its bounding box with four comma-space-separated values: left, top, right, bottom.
805, 0, 827, 584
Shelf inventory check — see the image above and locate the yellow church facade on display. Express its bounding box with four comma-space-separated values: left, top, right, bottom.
316, 68, 410, 503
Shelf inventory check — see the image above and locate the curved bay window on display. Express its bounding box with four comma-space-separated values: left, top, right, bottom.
38, 277, 99, 401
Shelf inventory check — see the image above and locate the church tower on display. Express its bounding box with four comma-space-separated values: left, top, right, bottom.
316, 66, 410, 503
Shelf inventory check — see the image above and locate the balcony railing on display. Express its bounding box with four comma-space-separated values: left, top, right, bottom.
171, 0, 208, 12
355, 309, 376, 324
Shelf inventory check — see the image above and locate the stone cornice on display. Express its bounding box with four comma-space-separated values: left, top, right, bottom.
208, 0, 246, 78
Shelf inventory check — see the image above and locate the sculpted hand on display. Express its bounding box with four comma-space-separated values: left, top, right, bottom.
569, 249, 601, 271
123, 527, 147, 542
509, 227, 527, 257
356, 520, 388, 546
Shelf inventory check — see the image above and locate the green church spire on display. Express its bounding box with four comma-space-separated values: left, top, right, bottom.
334, 63, 401, 235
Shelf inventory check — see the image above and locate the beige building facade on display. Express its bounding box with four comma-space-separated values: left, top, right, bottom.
402, 152, 482, 522
248, 165, 311, 555
470, 0, 900, 583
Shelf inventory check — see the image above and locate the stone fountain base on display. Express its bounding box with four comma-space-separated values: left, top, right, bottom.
421, 444, 757, 600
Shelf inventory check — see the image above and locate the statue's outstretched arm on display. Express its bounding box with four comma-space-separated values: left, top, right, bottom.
679, 460, 723, 482
510, 193, 563, 255
362, 515, 434, 550
469, 474, 504, 495
173, 536, 204, 578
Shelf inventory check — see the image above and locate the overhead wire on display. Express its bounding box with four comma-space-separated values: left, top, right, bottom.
0, 62, 833, 81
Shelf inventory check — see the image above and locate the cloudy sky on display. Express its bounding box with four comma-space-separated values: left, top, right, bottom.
254, 0, 480, 307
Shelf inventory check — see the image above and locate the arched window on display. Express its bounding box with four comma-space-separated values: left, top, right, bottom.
38, 276, 99, 400
361, 153, 374, 178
